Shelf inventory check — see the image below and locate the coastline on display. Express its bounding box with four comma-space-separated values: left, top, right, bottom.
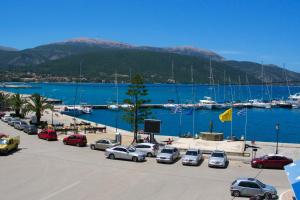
39, 110, 300, 160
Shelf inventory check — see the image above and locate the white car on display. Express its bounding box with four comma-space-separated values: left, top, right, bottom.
156, 147, 180, 163
1, 115, 11, 122
182, 149, 202, 166
208, 150, 228, 168
133, 143, 159, 157
105, 146, 146, 162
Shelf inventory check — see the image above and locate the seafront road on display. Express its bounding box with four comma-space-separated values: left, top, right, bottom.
0, 121, 290, 200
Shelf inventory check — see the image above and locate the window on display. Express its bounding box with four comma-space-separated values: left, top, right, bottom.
238, 182, 248, 187
248, 182, 260, 189
268, 156, 276, 160
212, 153, 224, 158
115, 148, 127, 152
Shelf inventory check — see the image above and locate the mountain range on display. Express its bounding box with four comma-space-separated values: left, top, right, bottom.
0, 37, 299, 84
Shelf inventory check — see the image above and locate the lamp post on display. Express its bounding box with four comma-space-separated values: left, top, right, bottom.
51, 109, 54, 125
275, 123, 280, 154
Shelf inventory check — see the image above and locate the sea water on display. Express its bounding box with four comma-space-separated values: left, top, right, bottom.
1, 82, 300, 143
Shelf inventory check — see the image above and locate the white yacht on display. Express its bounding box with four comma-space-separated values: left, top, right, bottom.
249, 99, 271, 109
197, 96, 216, 110
288, 93, 300, 108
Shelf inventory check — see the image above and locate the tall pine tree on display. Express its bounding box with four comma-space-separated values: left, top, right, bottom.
123, 74, 151, 142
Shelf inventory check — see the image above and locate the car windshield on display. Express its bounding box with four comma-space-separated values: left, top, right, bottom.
186, 151, 198, 156
21, 122, 27, 125
0, 139, 8, 145
127, 147, 136, 152
161, 149, 173, 154
256, 180, 266, 188
211, 152, 224, 158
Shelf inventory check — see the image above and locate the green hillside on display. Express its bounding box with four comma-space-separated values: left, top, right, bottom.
0, 38, 300, 84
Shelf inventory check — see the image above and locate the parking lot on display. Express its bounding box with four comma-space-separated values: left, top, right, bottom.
0, 121, 290, 200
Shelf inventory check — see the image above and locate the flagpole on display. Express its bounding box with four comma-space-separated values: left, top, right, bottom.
244, 107, 248, 143
230, 112, 233, 139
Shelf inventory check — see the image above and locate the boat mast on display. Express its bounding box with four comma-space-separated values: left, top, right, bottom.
223, 70, 226, 101
115, 71, 119, 133
283, 64, 291, 97
246, 74, 252, 100
261, 61, 264, 100
191, 65, 195, 137
209, 57, 217, 101
229, 76, 233, 139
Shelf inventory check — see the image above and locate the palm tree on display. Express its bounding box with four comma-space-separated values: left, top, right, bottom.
9, 93, 27, 117
0, 92, 10, 111
26, 93, 53, 124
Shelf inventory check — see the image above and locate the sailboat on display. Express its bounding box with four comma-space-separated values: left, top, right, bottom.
108, 72, 120, 110
163, 61, 179, 109
197, 58, 219, 110
249, 62, 271, 109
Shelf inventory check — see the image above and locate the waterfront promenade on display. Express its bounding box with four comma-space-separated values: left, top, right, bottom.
40, 110, 300, 161
0, 119, 291, 200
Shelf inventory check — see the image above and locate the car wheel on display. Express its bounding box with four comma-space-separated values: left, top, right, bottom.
232, 191, 240, 197
264, 193, 272, 199
147, 152, 153, 157
132, 156, 138, 162
109, 154, 115, 160
90, 145, 95, 150
4, 149, 9, 155
257, 163, 263, 169
63, 141, 67, 145
15, 145, 18, 150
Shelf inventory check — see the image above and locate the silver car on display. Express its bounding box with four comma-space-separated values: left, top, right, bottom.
1, 115, 11, 122
156, 147, 180, 163
133, 143, 159, 157
182, 149, 202, 166
90, 139, 119, 150
105, 146, 146, 162
14, 121, 28, 130
9, 118, 21, 126
231, 178, 277, 198
208, 150, 228, 168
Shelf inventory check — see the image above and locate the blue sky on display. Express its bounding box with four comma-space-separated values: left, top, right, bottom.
1, 0, 300, 71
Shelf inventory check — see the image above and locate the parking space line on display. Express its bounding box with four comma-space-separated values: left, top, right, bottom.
39, 181, 80, 200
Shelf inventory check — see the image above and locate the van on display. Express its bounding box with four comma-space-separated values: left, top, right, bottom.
38, 129, 57, 141
63, 134, 87, 147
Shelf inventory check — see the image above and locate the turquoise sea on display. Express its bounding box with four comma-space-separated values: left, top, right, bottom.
1, 82, 300, 143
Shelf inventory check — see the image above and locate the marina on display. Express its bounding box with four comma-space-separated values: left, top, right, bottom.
1, 82, 300, 143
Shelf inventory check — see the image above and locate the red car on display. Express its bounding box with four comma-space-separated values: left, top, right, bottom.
38, 129, 57, 141
251, 154, 293, 169
0, 112, 5, 118
63, 134, 87, 147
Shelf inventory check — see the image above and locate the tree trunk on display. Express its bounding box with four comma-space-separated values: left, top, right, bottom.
36, 112, 41, 125
16, 109, 20, 117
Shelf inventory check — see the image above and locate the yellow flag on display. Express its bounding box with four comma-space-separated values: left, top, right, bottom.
219, 108, 232, 123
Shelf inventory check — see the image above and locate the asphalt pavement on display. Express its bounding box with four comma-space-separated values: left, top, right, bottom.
0, 121, 290, 200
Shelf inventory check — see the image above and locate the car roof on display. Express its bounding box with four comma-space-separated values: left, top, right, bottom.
266, 154, 285, 157
136, 143, 154, 146
212, 150, 225, 153
72, 134, 85, 137
114, 145, 128, 149
236, 178, 258, 182
163, 146, 177, 150
187, 148, 200, 151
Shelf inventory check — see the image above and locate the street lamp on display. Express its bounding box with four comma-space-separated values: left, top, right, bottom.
275, 123, 280, 154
